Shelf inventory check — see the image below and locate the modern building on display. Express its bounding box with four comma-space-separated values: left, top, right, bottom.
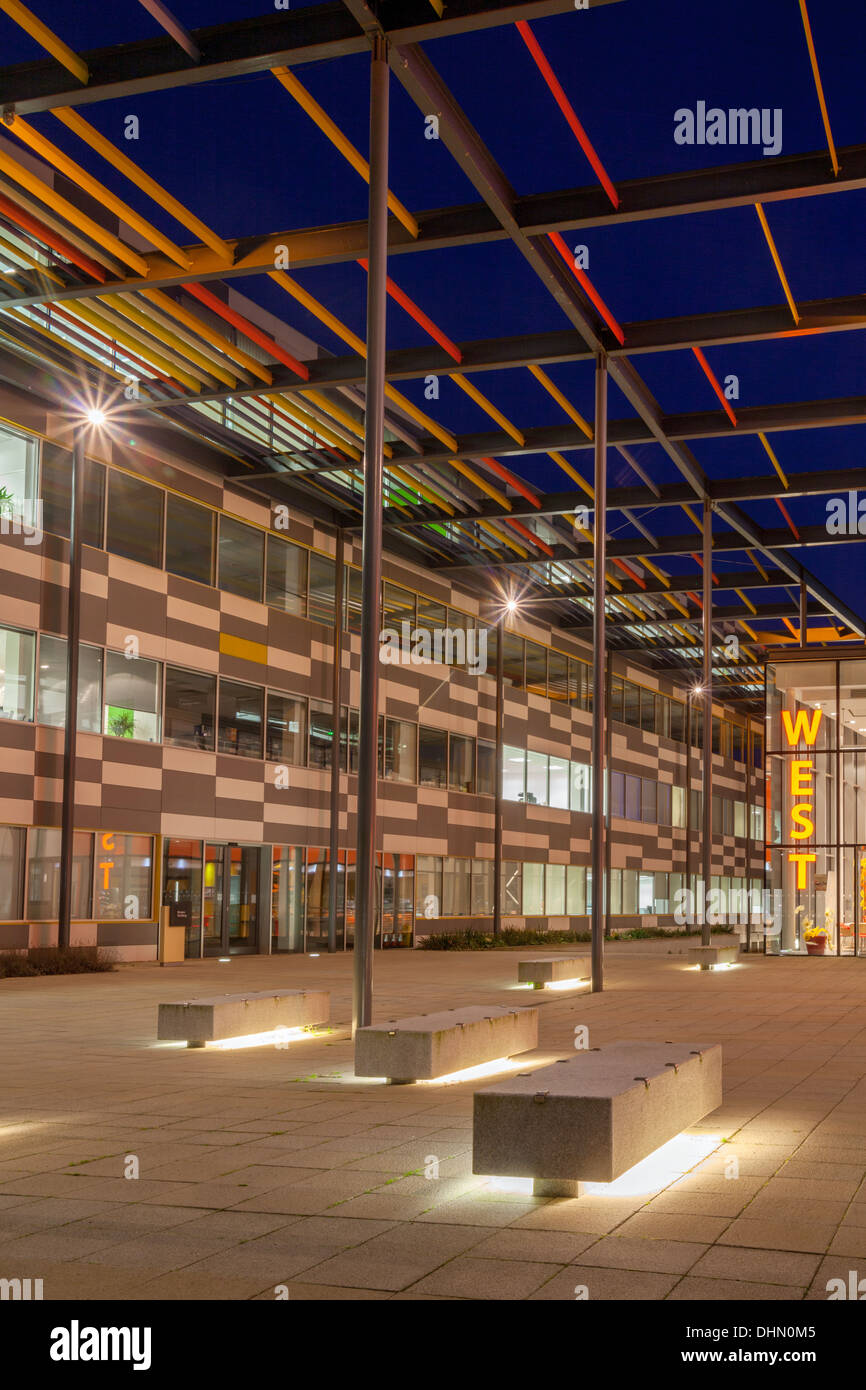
0, 2, 862, 975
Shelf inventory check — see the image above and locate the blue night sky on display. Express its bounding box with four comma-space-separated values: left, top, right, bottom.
2, 0, 864, 619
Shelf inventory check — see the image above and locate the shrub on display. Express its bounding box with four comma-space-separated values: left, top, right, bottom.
0, 946, 115, 978
419, 925, 735, 950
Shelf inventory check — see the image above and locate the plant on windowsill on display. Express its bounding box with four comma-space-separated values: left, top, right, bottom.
107, 708, 135, 739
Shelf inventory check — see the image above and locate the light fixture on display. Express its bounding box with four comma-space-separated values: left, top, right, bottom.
85, 407, 107, 428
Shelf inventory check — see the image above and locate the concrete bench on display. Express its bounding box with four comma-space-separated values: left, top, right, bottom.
473, 1039, 722, 1197
354, 1004, 539, 1084
157, 989, 330, 1047
688, 944, 739, 970
518, 956, 589, 989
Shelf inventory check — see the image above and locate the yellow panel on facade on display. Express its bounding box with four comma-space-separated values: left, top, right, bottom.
219, 632, 267, 664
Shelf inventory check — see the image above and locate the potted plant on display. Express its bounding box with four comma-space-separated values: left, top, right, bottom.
804, 923, 830, 956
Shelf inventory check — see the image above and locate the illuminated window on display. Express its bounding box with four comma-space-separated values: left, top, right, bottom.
93, 833, 153, 920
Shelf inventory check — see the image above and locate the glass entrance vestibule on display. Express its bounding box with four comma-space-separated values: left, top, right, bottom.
766, 654, 866, 956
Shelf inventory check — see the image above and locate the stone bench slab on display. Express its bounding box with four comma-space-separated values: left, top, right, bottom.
688, 945, 739, 969
354, 1004, 539, 1083
518, 956, 589, 987
473, 1039, 722, 1190
158, 989, 330, 1046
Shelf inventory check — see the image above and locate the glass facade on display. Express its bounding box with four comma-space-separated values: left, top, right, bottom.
766, 655, 866, 956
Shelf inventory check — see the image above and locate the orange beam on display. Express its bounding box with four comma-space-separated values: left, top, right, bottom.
548, 231, 625, 343
692, 347, 737, 426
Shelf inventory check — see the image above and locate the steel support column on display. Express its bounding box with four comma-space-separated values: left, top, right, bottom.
493, 613, 504, 938
701, 499, 713, 948
352, 35, 389, 1034
591, 354, 607, 992
327, 532, 345, 953
57, 435, 84, 948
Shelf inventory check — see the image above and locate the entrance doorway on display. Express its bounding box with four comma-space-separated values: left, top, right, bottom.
203, 843, 260, 955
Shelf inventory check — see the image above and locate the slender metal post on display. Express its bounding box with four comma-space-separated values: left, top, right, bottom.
701, 499, 713, 948
57, 435, 84, 947
591, 353, 607, 992
493, 614, 504, 938
685, 693, 692, 930
353, 35, 389, 1034
327, 533, 344, 953
799, 581, 807, 648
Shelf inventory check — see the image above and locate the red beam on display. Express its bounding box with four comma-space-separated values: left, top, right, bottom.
507, 517, 554, 555
515, 21, 619, 210
480, 455, 540, 508
182, 282, 310, 379
548, 231, 625, 344
0, 191, 106, 281
776, 497, 801, 540
357, 259, 462, 364
692, 346, 737, 426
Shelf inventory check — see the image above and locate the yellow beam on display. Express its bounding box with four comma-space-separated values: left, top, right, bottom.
100, 295, 238, 388
124, 293, 245, 384
747, 549, 769, 581
270, 271, 366, 356
528, 364, 593, 439
547, 450, 594, 495
0, 0, 87, 83
388, 465, 454, 514
300, 388, 393, 459
639, 556, 669, 587
798, 0, 839, 176
263, 394, 361, 460
53, 108, 233, 263
383, 384, 457, 452
0, 145, 149, 275
734, 588, 757, 615
758, 430, 788, 488
139, 288, 272, 383
271, 67, 418, 240
61, 300, 207, 391
755, 203, 800, 325
4, 115, 192, 269
682, 503, 703, 533
478, 518, 527, 556
447, 458, 511, 510
452, 373, 525, 445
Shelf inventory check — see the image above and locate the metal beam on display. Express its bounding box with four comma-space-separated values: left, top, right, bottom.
591, 354, 607, 993
57, 432, 84, 948
701, 500, 712, 948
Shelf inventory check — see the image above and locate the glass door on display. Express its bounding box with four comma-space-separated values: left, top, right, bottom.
203, 843, 259, 955
203, 843, 224, 954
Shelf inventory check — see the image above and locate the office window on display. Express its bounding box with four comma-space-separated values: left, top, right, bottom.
164, 666, 215, 750
609, 675, 624, 723
734, 800, 746, 838
672, 785, 685, 827
622, 868, 638, 914
549, 756, 569, 809
165, 493, 213, 585
731, 724, 746, 763
266, 692, 306, 764
308, 699, 334, 769
0, 625, 35, 721
522, 861, 544, 915
419, 725, 447, 787
657, 782, 672, 826
669, 699, 685, 743
625, 774, 641, 821
218, 516, 263, 602
106, 471, 163, 568
37, 635, 102, 732
712, 716, 723, 756
524, 641, 547, 696
610, 770, 625, 819
442, 857, 471, 915
752, 731, 764, 770
93, 832, 153, 920
265, 534, 307, 615
623, 682, 641, 728
476, 739, 495, 796
502, 632, 524, 687
569, 659, 584, 707
640, 687, 656, 733
638, 872, 655, 914
39, 443, 105, 548
308, 552, 336, 625
27, 828, 92, 919
448, 733, 474, 792
610, 868, 622, 915
657, 697, 671, 739
525, 750, 548, 806
545, 863, 566, 916
416, 596, 446, 645
690, 788, 702, 826
566, 865, 586, 915
384, 719, 416, 783
471, 859, 494, 916
382, 582, 415, 630
502, 745, 525, 802
751, 803, 764, 842
501, 860, 521, 915
570, 762, 591, 814
344, 566, 362, 633
548, 650, 568, 702
103, 650, 160, 742
0, 421, 38, 522
218, 678, 263, 757
712, 795, 723, 835
341, 706, 360, 774
415, 855, 442, 919
641, 778, 657, 824
723, 799, 734, 836
0, 826, 24, 918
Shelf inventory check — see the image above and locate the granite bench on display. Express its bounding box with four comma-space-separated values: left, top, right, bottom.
688, 944, 740, 970
518, 956, 590, 989
354, 1004, 539, 1084
473, 1039, 722, 1196
157, 989, 330, 1047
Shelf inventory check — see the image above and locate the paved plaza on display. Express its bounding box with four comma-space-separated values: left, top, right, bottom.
2, 948, 866, 1301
